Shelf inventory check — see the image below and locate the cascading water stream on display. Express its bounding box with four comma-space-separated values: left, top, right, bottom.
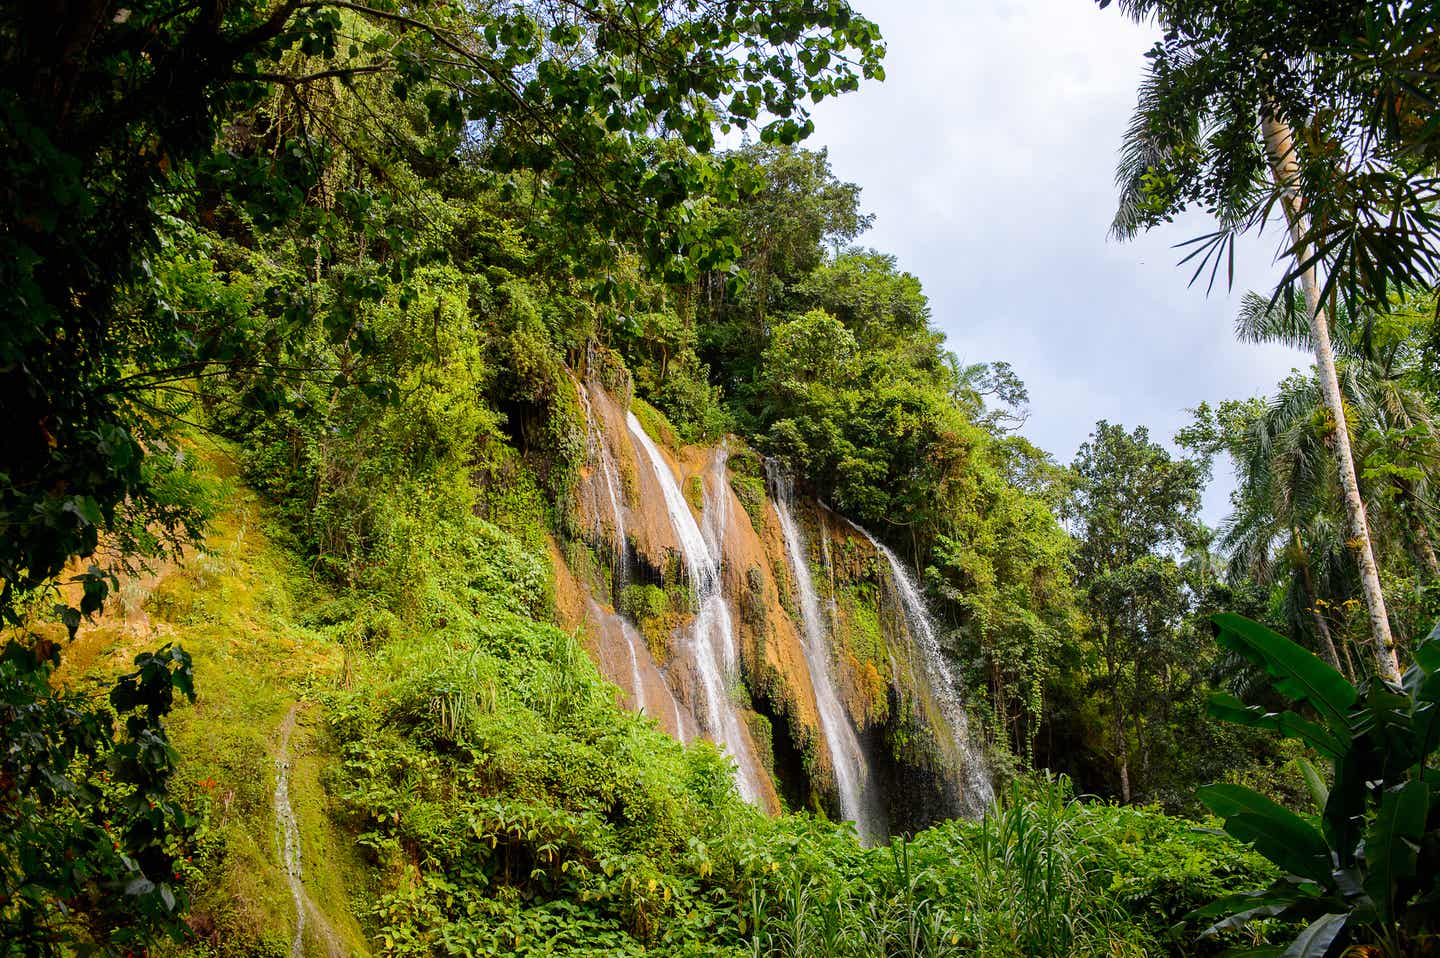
578, 382, 696, 739
768, 468, 885, 843
843, 515, 994, 815
577, 382, 629, 582
626, 411, 765, 804
699, 441, 738, 673
274, 707, 306, 958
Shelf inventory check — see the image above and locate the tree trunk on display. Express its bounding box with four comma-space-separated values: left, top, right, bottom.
1104, 628, 1132, 804
1261, 112, 1402, 685
1293, 527, 1346, 676
1395, 476, 1440, 578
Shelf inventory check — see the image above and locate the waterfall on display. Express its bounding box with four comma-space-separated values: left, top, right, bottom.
619, 617, 647, 715
699, 441, 738, 673
769, 467, 885, 842
577, 381, 628, 584
274, 706, 306, 958
843, 515, 994, 815
626, 411, 766, 805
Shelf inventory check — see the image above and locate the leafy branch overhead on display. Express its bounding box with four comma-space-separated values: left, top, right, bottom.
1102, 0, 1440, 314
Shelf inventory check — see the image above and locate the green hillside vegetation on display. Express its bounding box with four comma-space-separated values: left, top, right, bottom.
3, 1, 1440, 956
51, 440, 1277, 957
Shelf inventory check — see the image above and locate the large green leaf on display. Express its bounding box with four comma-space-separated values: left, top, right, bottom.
1208, 693, 1346, 758
1353, 681, 1423, 778
1210, 692, 1281, 731
1411, 619, 1440, 676
1322, 750, 1365, 870
1280, 913, 1347, 958
1212, 614, 1357, 729
1362, 780, 1429, 923
1294, 757, 1329, 812
1198, 784, 1333, 883
1415, 694, 1439, 766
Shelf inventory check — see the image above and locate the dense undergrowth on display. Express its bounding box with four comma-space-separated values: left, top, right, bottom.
60, 440, 1275, 958
10, 2, 1439, 954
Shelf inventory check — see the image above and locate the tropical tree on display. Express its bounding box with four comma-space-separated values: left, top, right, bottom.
1066, 422, 1206, 802
1100, 0, 1440, 683
1183, 290, 1440, 679
1236, 290, 1440, 579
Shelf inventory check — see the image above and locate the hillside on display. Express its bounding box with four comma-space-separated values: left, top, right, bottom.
51, 438, 1272, 957
5, 2, 1440, 956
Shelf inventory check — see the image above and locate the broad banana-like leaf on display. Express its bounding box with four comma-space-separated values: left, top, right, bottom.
1362, 780, 1429, 923
1198, 901, 1287, 937
1412, 619, 1440, 676
1323, 750, 1365, 870
1198, 784, 1333, 883
1209, 694, 1346, 758
1192, 887, 1304, 920
1276, 713, 1347, 760
1280, 913, 1347, 958
1212, 614, 1356, 730
1210, 693, 1281, 731
1353, 681, 1424, 778
1294, 757, 1329, 812
1406, 670, 1440, 769
1329, 866, 1363, 898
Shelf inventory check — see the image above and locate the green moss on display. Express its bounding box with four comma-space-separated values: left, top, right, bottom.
838, 583, 885, 666
744, 709, 776, 780
729, 474, 767, 534
629, 395, 680, 451
738, 564, 768, 631
684, 474, 704, 511
619, 583, 669, 620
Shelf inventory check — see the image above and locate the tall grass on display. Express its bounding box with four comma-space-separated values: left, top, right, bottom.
744, 777, 1148, 958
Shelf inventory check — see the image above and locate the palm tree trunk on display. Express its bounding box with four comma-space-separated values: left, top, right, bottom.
1396, 476, 1440, 578
1261, 112, 1402, 684
1293, 526, 1346, 677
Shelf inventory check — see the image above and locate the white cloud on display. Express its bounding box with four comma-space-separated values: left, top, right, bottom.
802, 0, 1302, 524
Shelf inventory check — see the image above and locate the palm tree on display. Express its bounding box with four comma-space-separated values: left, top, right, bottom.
1216, 383, 1352, 676
1101, 0, 1440, 683
1236, 291, 1440, 579
1205, 294, 1440, 677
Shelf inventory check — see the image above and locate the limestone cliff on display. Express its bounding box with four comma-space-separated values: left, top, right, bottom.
554, 360, 989, 834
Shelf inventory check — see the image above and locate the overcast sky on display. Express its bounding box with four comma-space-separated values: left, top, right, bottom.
799, 0, 1307, 524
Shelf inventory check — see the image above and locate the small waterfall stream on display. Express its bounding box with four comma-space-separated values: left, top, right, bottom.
626, 411, 766, 805
576, 382, 629, 579
845, 516, 994, 815
769, 468, 885, 842
273, 705, 309, 958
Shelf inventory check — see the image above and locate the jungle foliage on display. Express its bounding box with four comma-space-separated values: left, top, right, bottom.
3, 0, 1440, 955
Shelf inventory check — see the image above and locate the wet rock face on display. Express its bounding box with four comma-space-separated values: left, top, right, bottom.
557, 375, 990, 833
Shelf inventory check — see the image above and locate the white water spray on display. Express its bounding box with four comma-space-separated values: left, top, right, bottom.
626, 412, 765, 804
769, 468, 885, 842
844, 516, 994, 814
